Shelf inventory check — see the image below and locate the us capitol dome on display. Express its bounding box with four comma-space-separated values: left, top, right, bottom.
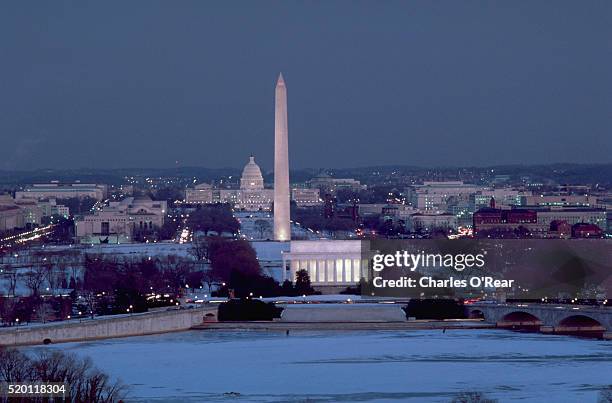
240, 156, 265, 190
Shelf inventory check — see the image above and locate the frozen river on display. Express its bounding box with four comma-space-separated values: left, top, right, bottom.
32, 329, 611, 402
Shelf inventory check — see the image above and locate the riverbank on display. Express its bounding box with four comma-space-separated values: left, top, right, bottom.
0, 306, 217, 346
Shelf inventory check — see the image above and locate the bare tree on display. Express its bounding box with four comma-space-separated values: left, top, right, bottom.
0, 297, 18, 326
83, 291, 97, 319
201, 269, 220, 293
24, 349, 128, 402
43, 251, 72, 294
254, 219, 271, 239
69, 262, 82, 290
36, 298, 56, 324
1, 264, 18, 297
189, 235, 211, 263
158, 255, 194, 294
23, 265, 46, 297
0, 348, 32, 383
43, 262, 60, 295
57, 261, 68, 289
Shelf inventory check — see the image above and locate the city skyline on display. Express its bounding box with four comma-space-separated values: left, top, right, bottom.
1, 1, 610, 171
0, 3, 610, 402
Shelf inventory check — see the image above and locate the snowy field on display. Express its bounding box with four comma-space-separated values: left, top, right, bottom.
0, 242, 193, 297
29, 329, 612, 402
235, 211, 331, 241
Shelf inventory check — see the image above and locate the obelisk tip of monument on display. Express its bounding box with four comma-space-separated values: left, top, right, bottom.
276, 72, 285, 85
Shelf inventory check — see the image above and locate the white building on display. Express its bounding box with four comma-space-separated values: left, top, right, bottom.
240, 156, 265, 191
16, 183, 106, 201
0, 194, 68, 230
291, 188, 321, 207
521, 195, 598, 208
533, 207, 607, 230
307, 173, 364, 194
75, 196, 167, 243
406, 213, 458, 232
0, 195, 44, 230
405, 181, 483, 213
224, 156, 274, 210
184, 156, 273, 211
281, 240, 369, 290
0, 195, 24, 232
38, 198, 70, 218
358, 204, 389, 217
185, 183, 214, 204
381, 204, 419, 221
12, 199, 43, 227
248, 239, 373, 292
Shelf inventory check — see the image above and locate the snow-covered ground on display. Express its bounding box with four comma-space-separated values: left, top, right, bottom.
83, 242, 192, 257
30, 329, 612, 402
235, 211, 324, 241
0, 242, 194, 297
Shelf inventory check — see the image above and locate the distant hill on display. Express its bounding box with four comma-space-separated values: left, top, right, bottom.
1, 163, 610, 188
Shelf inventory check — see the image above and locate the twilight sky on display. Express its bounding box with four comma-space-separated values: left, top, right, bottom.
1, 1, 610, 171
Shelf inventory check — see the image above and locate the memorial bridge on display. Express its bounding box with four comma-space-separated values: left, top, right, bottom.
468, 302, 612, 339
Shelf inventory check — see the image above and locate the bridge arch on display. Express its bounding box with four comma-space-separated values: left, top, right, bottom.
558, 314, 604, 329
501, 311, 542, 324
555, 314, 605, 338
497, 311, 542, 331
468, 309, 485, 320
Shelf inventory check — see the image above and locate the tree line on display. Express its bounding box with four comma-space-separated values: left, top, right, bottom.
187, 204, 239, 236
81, 254, 202, 315
0, 347, 125, 403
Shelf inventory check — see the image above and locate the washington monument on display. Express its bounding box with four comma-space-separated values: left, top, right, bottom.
274, 73, 291, 241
